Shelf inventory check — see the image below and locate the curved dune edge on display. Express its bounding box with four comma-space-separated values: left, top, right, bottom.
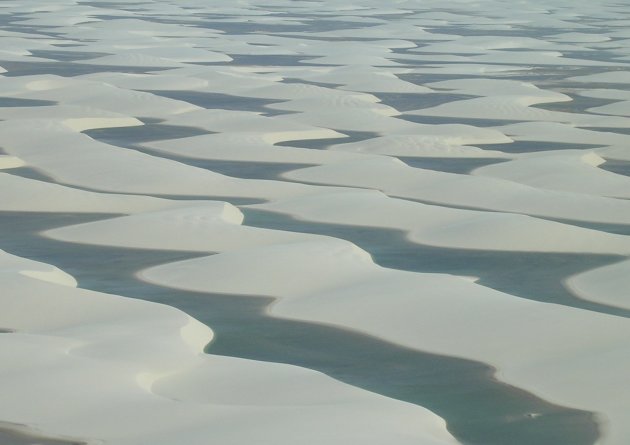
62, 117, 144, 133
138, 241, 630, 445
280, 158, 630, 226
0, 249, 458, 445
43, 194, 630, 256
565, 259, 630, 310
0, 156, 25, 170
42, 201, 626, 441
0, 420, 93, 445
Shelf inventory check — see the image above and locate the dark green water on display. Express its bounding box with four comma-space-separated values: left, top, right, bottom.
0, 211, 600, 445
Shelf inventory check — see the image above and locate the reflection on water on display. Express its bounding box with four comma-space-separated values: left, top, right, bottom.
0, 211, 600, 445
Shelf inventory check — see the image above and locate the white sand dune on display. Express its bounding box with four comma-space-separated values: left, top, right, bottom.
44, 204, 321, 253
566, 259, 630, 310
0, 173, 200, 214
587, 100, 630, 117
38, 201, 630, 441
468, 50, 625, 66
80, 49, 231, 67
281, 158, 630, 226
579, 89, 630, 101
472, 150, 630, 198
5, 75, 201, 118
158, 108, 340, 136
497, 121, 630, 146
426, 79, 571, 101
303, 66, 433, 93
326, 127, 512, 156
0, 156, 25, 170
407, 63, 531, 76
143, 132, 364, 165
0, 48, 56, 63
3, 0, 630, 444
139, 238, 630, 445
414, 36, 590, 54
76, 72, 211, 92
407, 95, 630, 127
598, 145, 630, 162
0, 119, 331, 201
0, 251, 456, 445
253, 188, 630, 253
567, 71, 630, 84
0, 104, 143, 130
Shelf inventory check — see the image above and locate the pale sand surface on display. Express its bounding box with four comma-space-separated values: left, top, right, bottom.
280, 158, 630, 226
2, 211, 600, 445
0, 249, 457, 445
472, 151, 630, 198
41, 201, 630, 442
0, 421, 87, 445
3, 1, 630, 444
566, 259, 630, 310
